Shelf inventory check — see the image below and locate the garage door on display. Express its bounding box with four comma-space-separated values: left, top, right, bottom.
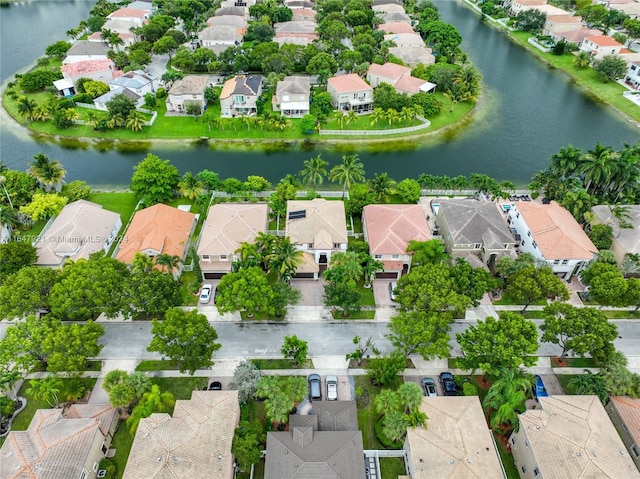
294, 272, 316, 279
376, 272, 398, 279
203, 273, 224, 279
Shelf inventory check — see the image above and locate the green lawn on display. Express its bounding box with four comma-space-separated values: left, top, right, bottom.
179, 270, 200, 306
88, 192, 138, 224
110, 424, 134, 479
355, 375, 403, 450
495, 433, 520, 479
17, 219, 48, 240
332, 309, 376, 319
380, 457, 407, 478
556, 374, 582, 394
492, 292, 547, 307
135, 359, 184, 371
251, 358, 314, 370
552, 357, 596, 368
602, 310, 640, 319
151, 377, 208, 405
358, 283, 376, 307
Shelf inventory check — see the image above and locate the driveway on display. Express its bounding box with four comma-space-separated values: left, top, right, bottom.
292, 278, 327, 306
373, 279, 396, 307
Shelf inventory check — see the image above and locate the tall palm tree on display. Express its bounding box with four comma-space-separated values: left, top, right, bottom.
361, 253, 384, 287
0, 370, 22, 400
299, 155, 328, 191
0, 174, 13, 210
178, 171, 205, 200
345, 109, 358, 127
549, 144, 583, 179
126, 110, 146, 132
454, 64, 482, 95
560, 189, 594, 222
399, 106, 414, 127
154, 254, 181, 275
0, 207, 20, 230
579, 142, 618, 197
483, 368, 534, 433
573, 51, 592, 69
27, 153, 66, 192
17, 97, 37, 121
370, 107, 385, 127
234, 242, 260, 271
254, 232, 277, 269
329, 154, 365, 199
131, 252, 154, 274
369, 172, 396, 203
385, 108, 400, 126
267, 236, 303, 283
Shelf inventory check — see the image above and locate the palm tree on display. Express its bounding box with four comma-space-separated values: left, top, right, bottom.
329, 154, 365, 199
154, 254, 181, 275
369, 172, 396, 203
126, 110, 146, 132
334, 111, 346, 130
483, 368, 534, 433
560, 189, 594, 221
345, 109, 358, 127
568, 370, 608, 403
26, 376, 63, 407
131, 252, 154, 274
32, 106, 52, 123
399, 106, 414, 127
574, 51, 592, 69
254, 232, 277, 269
64, 378, 88, 402
17, 96, 37, 121
0, 207, 20, 230
550, 144, 583, 179
361, 253, 384, 288
234, 242, 260, 271
406, 239, 448, 266
27, 153, 66, 192
454, 64, 482, 95
64, 108, 80, 125
385, 108, 400, 126
178, 171, 205, 200
266, 236, 303, 283
299, 155, 328, 191
370, 107, 385, 127
126, 385, 175, 434
0, 174, 13, 210
0, 370, 22, 400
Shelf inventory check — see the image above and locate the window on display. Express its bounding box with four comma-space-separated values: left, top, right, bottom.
474, 244, 481, 249
632, 445, 640, 458
333, 243, 341, 248
219, 255, 228, 261
308, 243, 314, 249
562, 259, 569, 265
511, 437, 516, 445
524, 440, 529, 448
532, 241, 538, 249
102, 443, 108, 454
527, 231, 531, 237
374, 255, 382, 259
235, 95, 245, 103
534, 467, 540, 476
93, 462, 99, 472
521, 240, 525, 246
202, 255, 210, 261
521, 465, 526, 473
391, 254, 399, 259
554, 260, 560, 265
80, 471, 88, 479
516, 212, 520, 218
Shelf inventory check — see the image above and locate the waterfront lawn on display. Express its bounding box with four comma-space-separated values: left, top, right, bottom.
88, 192, 138, 224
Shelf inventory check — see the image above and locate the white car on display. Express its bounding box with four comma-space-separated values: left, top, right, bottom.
200, 284, 213, 304
326, 375, 338, 401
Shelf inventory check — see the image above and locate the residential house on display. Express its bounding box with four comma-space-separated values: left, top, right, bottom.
292, 8, 316, 21
109, 70, 158, 96
274, 35, 312, 46
378, 22, 417, 34
436, 199, 517, 269
285, 198, 348, 279
611, 2, 640, 19
372, 3, 406, 13
389, 46, 436, 68
532, 4, 572, 16
126, 0, 154, 11
62, 41, 110, 64
362, 204, 432, 279
264, 401, 366, 479
197, 203, 269, 279
283, 0, 316, 9
165, 75, 210, 113
215, 6, 248, 17
327, 73, 374, 113
53, 78, 75, 96
542, 14, 583, 36
626, 61, 640, 89
509, 0, 546, 15
274, 20, 319, 43
591, 204, 640, 265
511, 395, 640, 478
34, 199, 122, 268
93, 86, 142, 111
373, 0, 403, 6
580, 35, 624, 60
507, 201, 598, 279
366, 62, 436, 95
273, 75, 311, 117
106, 7, 150, 26
123, 391, 240, 479
606, 396, 640, 471
384, 32, 426, 49
61, 59, 121, 85
206, 15, 248, 31
377, 11, 412, 23
551, 27, 602, 46
0, 404, 118, 479
219, 74, 263, 117
405, 397, 505, 479
199, 26, 243, 52
115, 203, 197, 278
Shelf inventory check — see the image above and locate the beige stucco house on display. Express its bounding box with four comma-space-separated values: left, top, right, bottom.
0, 404, 118, 479
405, 396, 505, 479
511, 395, 640, 478
34, 199, 122, 268
219, 74, 263, 117
327, 73, 374, 113
580, 35, 624, 60
273, 76, 311, 117
197, 202, 269, 279
123, 390, 240, 479
285, 198, 348, 279
165, 75, 211, 113
362, 204, 432, 279
606, 396, 640, 471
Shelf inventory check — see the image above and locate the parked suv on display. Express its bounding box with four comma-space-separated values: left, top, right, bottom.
439, 372, 459, 396
389, 281, 398, 301
326, 375, 338, 400
308, 374, 321, 401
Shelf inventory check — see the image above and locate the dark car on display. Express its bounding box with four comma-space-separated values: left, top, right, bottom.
308, 373, 321, 400
439, 372, 459, 396
208, 381, 222, 390
534, 375, 548, 398
421, 377, 438, 397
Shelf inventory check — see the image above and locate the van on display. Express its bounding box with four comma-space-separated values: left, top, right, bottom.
389, 281, 398, 301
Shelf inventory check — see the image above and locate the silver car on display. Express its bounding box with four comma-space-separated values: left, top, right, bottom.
326, 375, 338, 400
421, 377, 438, 397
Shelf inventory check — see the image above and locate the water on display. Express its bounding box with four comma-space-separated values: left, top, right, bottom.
0, 0, 638, 187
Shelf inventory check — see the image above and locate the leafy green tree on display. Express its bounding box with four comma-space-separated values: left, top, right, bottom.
600, 351, 640, 398
148, 308, 221, 375
306, 52, 339, 75
268, 181, 297, 224
245, 23, 275, 43
505, 265, 569, 312
456, 312, 539, 375
483, 367, 534, 433
281, 335, 309, 366
450, 258, 497, 306
324, 280, 361, 317
0, 315, 56, 374
130, 153, 180, 204
106, 93, 137, 119
514, 9, 546, 32
419, 20, 462, 59
396, 178, 421, 203
365, 351, 406, 387
229, 360, 261, 404
42, 321, 105, 374
125, 270, 182, 319
45, 40, 72, 59
197, 169, 220, 191
624, 18, 640, 44
178, 171, 204, 200
153, 35, 179, 58
0, 241, 37, 281
82, 80, 110, 98
127, 385, 175, 434
0, 170, 38, 208
581, 261, 629, 307
346, 182, 375, 216
216, 267, 277, 317
588, 223, 613, 250
232, 420, 267, 473
244, 175, 270, 192
569, 369, 608, 403
256, 376, 306, 425
387, 311, 452, 360
20, 69, 61, 92
61, 180, 91, 201
593, 55, 627, 82
49, 256, 130, 320
345, 336, 380, 366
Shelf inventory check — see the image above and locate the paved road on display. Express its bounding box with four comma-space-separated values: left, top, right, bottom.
95, 320, 640, 360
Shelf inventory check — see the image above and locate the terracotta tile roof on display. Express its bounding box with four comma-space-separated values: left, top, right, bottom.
591, 205, 640, 255
546, 14, 582, 23
394, 75, 430, 94
406, 397, 504, 478
35, 199, 121, 267
516, 201, 598, 259
292, 8, 316, 20
609, 396, 640, 445
108, 7, 148, 19
363, 204, 431, 255
378, 22, 416, 34
123, 391, 240, 479
518, 396, 640, 478
61, 59, 119, 79
0, 405, 116, 479
368, 62, 412, 82
285, 198, 347, 247
116, 203, 196, 267
586, 35, 623, 47
197, 203, 268, 257
327, 73, 372, 93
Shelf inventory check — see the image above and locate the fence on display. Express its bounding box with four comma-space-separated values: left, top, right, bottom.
73, 103, 158, 126
319, 116, 431, 136
211, 190, 350, 199
420, 189, 532, 196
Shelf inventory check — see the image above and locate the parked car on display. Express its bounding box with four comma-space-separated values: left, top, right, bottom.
326, 375, 338, 400
439, 372, 459, 396
308, 373, 321, 400
200, 284, 213, 303
208, 381, 222, 390
421, 377, 438, 397
213, 286, 219, 304
534, 375, 548, 398
389, 281, 398, 301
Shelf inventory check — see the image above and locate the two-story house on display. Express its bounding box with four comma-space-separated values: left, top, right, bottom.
197, 203, 269, 279
198, 26, 243, 53
606, 396, 640, 472
366, 62, 436, 95
327, 74, 374, 113
580, 35, 624, 60
165, 75, 210, 113
591, 204, 640, 265
625, 61, 640, 89
285, 198, 348, 279
506, 201, 598, 279
61, 59, 121, 85
542, 14, 583, 36
108, 70, 158, 96
62, 41, 110, 64
219, 74, 264, 117
273, 76, 311, 117
383, 32, 426, 49
436, 199, 517, 270
509, 0, 546, 15
378, 22, 416, 34
362, 204, 431, 279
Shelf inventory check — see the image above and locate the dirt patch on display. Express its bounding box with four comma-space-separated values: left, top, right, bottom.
476, 375, 492, 390
552, 357, 567, 367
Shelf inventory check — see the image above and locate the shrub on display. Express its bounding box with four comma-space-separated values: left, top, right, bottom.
462, 381, 478, 396
374, 416, 403, 449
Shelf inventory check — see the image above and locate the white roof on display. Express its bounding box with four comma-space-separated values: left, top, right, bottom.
53, 79, 74, 90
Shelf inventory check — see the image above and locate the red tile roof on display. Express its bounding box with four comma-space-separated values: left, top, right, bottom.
327, 73, 372, 93
363, 204, 431, 255
586, 35, 623, 47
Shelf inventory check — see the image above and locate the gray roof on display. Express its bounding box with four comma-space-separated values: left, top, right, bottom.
222, 74, 262, 97
169, 75, 210, 95
66, 41, 110, 57
199, 25, 242, 42
95, 86, 140, 103
276, 76, 311, 96
264, 427, 366, 479
126, 1, 153, 11
437, 199, 515, 248
312, 401, 359, 432
110, 70, 154, 90
274, 21, 317, 34
377, 11, 412, 23
215, 6, 246, 16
